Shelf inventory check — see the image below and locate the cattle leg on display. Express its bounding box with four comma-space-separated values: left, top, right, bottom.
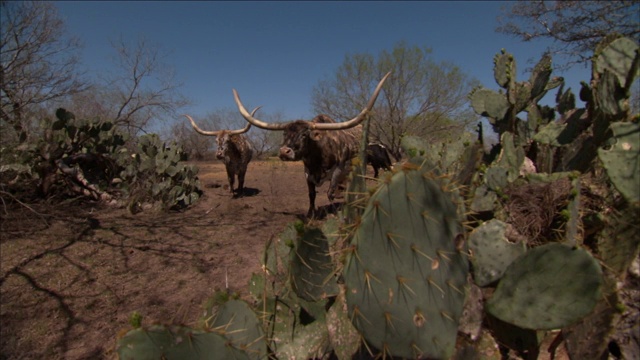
328, 166, 350, 201
237, 170, 246, 195
226, 168, 235, 194
306, 180, 317, 218
373, 165, 380, 178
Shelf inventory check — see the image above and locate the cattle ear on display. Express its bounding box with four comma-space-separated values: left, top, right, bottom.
311, 130, 323, 141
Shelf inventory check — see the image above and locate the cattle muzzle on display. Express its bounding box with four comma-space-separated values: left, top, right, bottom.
279, 147, 295, 161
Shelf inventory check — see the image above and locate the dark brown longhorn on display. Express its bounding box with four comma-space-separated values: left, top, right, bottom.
366, 142, 394, 178
183, 106, 261, 196
233, 72, 391, 217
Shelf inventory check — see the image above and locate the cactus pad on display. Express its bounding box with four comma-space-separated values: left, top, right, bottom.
486, 243, 603, 330
210, 299, 267, 359
468, 219, 527, 286
343, 158, 468, 359
290, 226, 340, 302
598, 121, 640, 204
116, 324, 250, 360
595, 37, 639, 89
469, 88, 510, 121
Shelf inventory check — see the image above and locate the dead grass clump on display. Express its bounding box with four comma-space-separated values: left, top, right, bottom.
503, 178, 573, 246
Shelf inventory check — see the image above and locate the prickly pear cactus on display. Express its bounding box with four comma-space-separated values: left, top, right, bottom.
326, 291, 361, 360
598, 121, 640, 204
469, 50, 562, 138
593, 36, 640, 115
400, 133, 476, 177
486, 243, 603, 330
116, 324, 250, 360
343, 158, 468, 359
290, 225, 340, 302
208, 299, 267, 360
468, 219, 527, 287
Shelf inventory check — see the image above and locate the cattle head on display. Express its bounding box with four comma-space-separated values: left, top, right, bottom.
276, 115, 345, 161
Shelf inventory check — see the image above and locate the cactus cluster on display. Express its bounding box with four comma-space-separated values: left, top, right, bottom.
462, 34, 638, 359
11, 107, 203, 212
114, 35, 639, 360
118, 133, 202, 211
27, 108, 127, 199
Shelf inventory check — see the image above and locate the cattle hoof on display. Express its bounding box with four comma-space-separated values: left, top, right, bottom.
232, 192, 244, 198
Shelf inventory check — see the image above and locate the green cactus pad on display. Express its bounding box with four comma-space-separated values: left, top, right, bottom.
116, 324, 250, 360
496, 132, 525, 183
529, 53, 553, 100
468, 219, 527, 287
401, 134, 474, 176
595, 37, 639, 89
326, 292, 361, 360
484, 166, 509, 192
596, 206, 640, 277
486, 243, 603, 330
512, 81, 532, 111
470, 184, 498, 214
400, 135, 431, 158
343, 158, 468, 359
534, 121, 567, 146
277, 321, 331, 359
210, 299, 267, 359
469, 88, 510, 121
493, 50, 515, 88
598, 122, 640, 204
260, 284, 332, 359
290, 226, 340, 302
248, 272, 266, 303
565, 176, 582, 246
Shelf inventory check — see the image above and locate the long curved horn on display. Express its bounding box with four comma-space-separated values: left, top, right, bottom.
312, 71, 391, 130
234, 71, 392, 131
184, 114, 221, 136
184, 106, 262, 136
226, 106, 261, 135
234, 91, 289, 130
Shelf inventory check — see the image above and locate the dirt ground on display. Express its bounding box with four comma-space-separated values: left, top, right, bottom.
0, 159, 370, 360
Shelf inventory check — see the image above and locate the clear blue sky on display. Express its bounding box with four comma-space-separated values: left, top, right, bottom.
54, 1, 590, 126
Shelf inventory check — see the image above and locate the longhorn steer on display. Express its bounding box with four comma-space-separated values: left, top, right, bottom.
183, 107, 260, 196
366, 142, 394, 178
233, 72, 391, 217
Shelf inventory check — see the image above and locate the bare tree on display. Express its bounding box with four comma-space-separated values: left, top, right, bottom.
101, 36, 189, 137
496, 1, 640, 70
1, 1, 87, 145
312, 41, 479, 159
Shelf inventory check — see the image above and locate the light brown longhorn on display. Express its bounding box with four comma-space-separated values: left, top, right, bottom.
183, 107, 261, 196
